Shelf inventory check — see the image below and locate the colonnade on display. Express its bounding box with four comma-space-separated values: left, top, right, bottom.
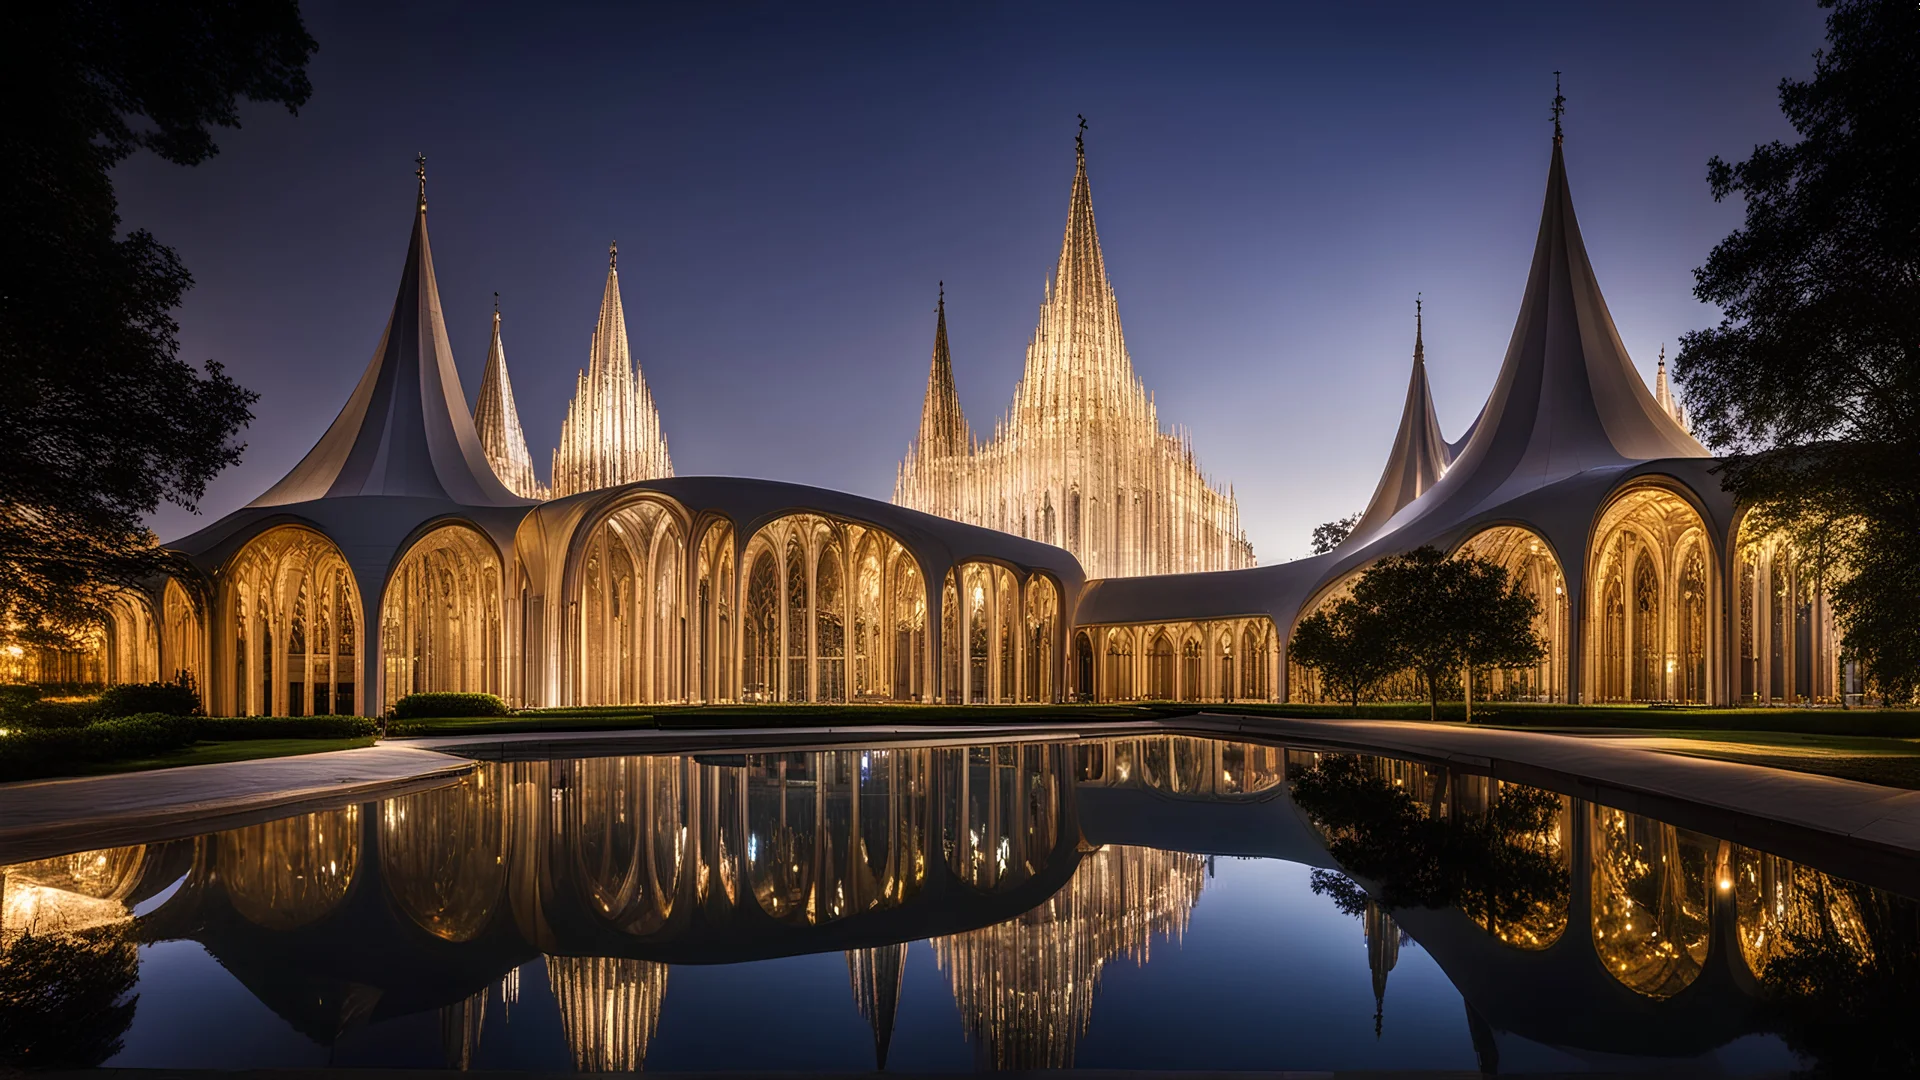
1070, 618, 1278, 704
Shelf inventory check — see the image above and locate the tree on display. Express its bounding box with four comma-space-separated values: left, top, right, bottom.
1352, 547, 1542, 722
1311, 513, 1361, 555
0, 927, 141, 1068
0, 2, 315, 648
1289, 594, 1403, 712
1674, 0, 1920, 702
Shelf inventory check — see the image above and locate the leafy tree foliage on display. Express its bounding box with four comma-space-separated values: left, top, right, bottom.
1291, 756, 1568, 933
1674, 0, 1920, 701
1348, 547, 1543, 722
1290, 595, 1403, 712
1310, 513, 1360, 555
0, 2, 316, 647
0, 927, 140, 1068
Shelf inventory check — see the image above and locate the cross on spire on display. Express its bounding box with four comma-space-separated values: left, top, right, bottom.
608, 240, 618, 270
1551, 71, 1565, 144
415, 153, 427, 212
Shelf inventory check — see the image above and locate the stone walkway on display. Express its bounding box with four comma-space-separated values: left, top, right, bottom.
0, 745, 472, 864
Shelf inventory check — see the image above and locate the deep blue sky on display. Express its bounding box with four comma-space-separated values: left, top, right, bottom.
124, 0, 1825, 559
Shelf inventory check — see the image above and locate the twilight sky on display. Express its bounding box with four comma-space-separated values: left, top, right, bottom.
125, 0, 1826, 560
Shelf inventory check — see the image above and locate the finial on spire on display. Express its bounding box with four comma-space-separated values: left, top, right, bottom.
608, 241, 618, 270
1551, 71, 1565, 144
938, 280, 944, 312
1076, 114, 1087, 158
1414, 293, 1425, 365
1657, 343, 1666, 369
415, 153, 427, 212
493, 290, 500, 316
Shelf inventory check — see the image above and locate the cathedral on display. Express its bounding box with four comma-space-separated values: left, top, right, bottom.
893, 131, 1256, 580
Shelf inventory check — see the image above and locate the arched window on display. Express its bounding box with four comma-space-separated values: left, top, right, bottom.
1148, 633, 1174, 700
994, 567, 1018, 704
815, 539, 845, 703
743, 550, 779, 702
785, 535, 809, 702
1105, 629, 1134, 701
1218, 632, 1234, 703
893, 555, 926, 701
1601, 574, 1626, 703
1678, 545, 1707, 704
1024, 577, 1058, 704
1181, 637, 1202, 701
852, 537, 883, 700
965, 565, 990, 704
1632, 556, 1661, 702
940, 570, 961, 704
222, 526, 361, 717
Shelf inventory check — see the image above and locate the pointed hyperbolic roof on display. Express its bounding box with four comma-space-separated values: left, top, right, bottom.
1348, 299, 1453, 545
473, 301, 548, 500
916, 285, 970, 458
550, 245, 674, 497
252, 173, 519, 507
1365, 135, 1706, 537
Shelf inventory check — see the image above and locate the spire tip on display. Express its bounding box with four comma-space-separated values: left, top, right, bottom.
1551, 71, 1565, 144
1075, 114, 1087, 158
608, 240, 618, 271
415, 153, 427, 213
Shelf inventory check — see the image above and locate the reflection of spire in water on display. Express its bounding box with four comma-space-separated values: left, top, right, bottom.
439, 987, 487, 1070
848, 943, 907, 1069
1363, 902, 1399, 1037
546, 955, 670, 1072
931, 845, 1205, 1069
498, 965, 521, 1023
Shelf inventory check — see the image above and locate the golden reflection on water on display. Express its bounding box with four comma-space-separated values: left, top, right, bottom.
219, 806, 359, 931
381, 770, 506, 942
1590, 806, 1713, 998
2, 736, 1914, 1072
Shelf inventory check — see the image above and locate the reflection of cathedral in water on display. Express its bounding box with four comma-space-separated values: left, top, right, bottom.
932, 844, 1205, 1069
1, 735, 1911, 1072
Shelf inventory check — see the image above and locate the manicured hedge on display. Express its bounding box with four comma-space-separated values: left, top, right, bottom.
0, 713, 378, 782
391, 692, 511, 720
97, 680, 202, 717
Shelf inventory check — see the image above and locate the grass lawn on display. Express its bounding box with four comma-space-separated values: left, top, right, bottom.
71, 736, 378, 777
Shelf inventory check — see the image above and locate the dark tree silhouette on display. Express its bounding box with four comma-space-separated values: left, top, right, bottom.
0, 927, 141, 1068
0, 2, 316, 648
1290, 594, 1403, 712
1674, 0, 1920, 702
1310, 513, 1361, 555
1350, 547, 1543, 722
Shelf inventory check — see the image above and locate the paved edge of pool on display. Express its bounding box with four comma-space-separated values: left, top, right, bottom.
0, 745, 475, 864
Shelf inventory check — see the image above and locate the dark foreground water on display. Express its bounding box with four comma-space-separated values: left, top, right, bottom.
2, 736, 1915, 1074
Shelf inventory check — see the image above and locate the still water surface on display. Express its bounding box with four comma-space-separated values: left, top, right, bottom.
1, 736, 1913, 1073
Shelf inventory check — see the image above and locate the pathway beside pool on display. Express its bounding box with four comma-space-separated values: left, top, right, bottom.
0, 744, 473, 863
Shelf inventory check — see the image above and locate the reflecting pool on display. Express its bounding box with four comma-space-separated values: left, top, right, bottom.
2, 736, 1915, 1073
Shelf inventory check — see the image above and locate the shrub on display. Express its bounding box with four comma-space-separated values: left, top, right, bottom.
195, 715, 377, 740
97, 680, 201, 719
0, 713, 197, 781
390, 692, 510, 720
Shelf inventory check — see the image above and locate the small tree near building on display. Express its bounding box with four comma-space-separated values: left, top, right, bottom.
1352, 546, 1544, 722
1290, 594, 1403, 713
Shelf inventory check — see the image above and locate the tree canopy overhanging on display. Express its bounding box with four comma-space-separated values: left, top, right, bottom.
0, 2, 316, 646
1674, 0, 1920, 702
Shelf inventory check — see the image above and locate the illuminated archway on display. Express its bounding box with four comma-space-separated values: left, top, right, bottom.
162, 579, 205, 701
1732, 519, 1842, 704
740, 515, 927, 704
1455, 526, 1569, 702
383, 522, 504, 710
220, 525, 361, 717
573, 498, 686, 707
1586, 485, 1714, 704
1023, 576, 1059, 703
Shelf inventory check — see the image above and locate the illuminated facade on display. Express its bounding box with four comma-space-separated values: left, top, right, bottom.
50, 116, 1857, 712
894, 136, 1255, 580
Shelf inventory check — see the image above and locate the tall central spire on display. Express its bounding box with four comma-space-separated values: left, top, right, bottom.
895, 285, 973, 519
551, 247, 674, 497
895, 124, 1253, 577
